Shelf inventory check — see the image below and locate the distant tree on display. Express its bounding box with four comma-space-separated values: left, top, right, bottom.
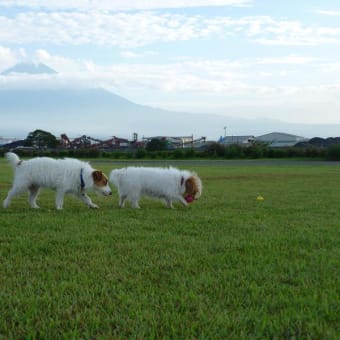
25, 129, 58, 149
135, 148, 147, 159
225, 144, 244, 159
145, 138, 168, 151
327, 145, 340, 161
205, 142, 225, 157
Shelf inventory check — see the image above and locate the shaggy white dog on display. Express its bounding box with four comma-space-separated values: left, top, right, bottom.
109, 166, 202, 208
3, 152, 112, 210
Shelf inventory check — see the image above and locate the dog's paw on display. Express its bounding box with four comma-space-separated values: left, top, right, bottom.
89, 204, 99, 209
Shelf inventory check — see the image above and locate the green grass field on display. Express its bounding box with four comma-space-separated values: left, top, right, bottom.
0, 159, 339, 338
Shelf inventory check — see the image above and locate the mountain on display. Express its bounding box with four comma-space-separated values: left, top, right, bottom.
1, 63, 57, 75
0, 87, 339, 139
0, 87, 219, 138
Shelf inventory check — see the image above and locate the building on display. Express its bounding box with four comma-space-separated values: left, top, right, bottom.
219, 135, 254, 146
143, 136, 206, 149
59, 134, 130, 149
256, 132, 308, 148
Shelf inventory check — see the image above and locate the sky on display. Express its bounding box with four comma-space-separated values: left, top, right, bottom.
1, 0, 340, 137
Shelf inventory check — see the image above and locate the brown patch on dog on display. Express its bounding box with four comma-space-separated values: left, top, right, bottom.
185, 176, 201, 200
92, 170, 108, 187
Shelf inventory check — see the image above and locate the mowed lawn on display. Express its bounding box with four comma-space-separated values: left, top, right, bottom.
0, 158, 339, 338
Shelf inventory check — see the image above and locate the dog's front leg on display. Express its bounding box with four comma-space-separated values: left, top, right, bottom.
76, 192, 99, 209
119, 194, 127, 208
178, 196, 189, 207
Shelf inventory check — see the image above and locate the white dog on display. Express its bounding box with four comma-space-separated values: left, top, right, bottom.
109, 166, 202, 208
3, 152, 112, 210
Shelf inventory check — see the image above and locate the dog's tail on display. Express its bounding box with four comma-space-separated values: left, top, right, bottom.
5, 152, 21, 168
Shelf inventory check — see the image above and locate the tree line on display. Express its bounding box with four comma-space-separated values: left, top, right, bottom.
2, 129, 340, 160
2, 141, 340, 161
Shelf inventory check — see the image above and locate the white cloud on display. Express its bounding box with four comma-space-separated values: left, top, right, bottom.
33, 49, 87, 74
255, 55, 317, 65
1, 11, 340, 49
0, 46, 20, 72
313, 9, 340, 17
120, 50, 158, 59
0, 0, 252, 10
240, 16, 340, 46
0, 49, 334, 96
2, 49, 340, 126
320, 61, 340, 72
0, 12, 211, 47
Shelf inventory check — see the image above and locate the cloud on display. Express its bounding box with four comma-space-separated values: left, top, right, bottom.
0, 12, 213, 48
0, 49, 334, 95
0, 46, 20, 72
240, 16, 340, 46
120, 50, 158, 59
0, 54, 248, 93
1, 10, 340, 49
313, 9, 340, 17
2, 48, 340, 125
0, 0, 252, 10
33, 49, 87, 74
255, 55, 317, 65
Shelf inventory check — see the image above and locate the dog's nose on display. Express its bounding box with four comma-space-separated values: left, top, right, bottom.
109, 191, 112, 195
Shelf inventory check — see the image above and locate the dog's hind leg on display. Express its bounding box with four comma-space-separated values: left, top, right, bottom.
165, 198, 174, 209
28, 185, 40, 208
3, 185, 26, 208
130, 193, 141, 209
131, 200, 141, 209
55, 190, 65, 210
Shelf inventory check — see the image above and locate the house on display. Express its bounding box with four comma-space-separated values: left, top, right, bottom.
59, 134, 130, 149
143, 136, 206, 149
218, 135, 254, 146
256, 132, 308, 147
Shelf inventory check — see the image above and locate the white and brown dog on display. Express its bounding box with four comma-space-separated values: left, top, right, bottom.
3, 152, 112, 210
109, 166, 202, 208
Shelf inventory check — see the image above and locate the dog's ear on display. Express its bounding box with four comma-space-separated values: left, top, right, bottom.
185, 177, 195, 194
92, 170, 103, 182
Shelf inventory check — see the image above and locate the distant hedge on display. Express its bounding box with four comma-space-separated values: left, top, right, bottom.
0, 143, 337, 160
326, 145, 340, 161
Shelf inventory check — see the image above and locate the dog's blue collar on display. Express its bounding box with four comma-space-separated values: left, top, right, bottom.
181, 176, 184, 186
80, 168, 85, 190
